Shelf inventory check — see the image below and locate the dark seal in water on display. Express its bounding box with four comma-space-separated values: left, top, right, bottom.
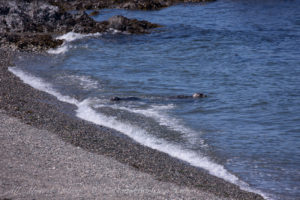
110, 93, 207, 102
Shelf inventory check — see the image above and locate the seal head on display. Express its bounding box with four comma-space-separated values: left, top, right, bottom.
192, 93, 207, 98
110, 96, 121, 101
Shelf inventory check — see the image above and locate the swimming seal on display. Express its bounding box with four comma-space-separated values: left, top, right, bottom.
170, 93, 207, 99
110, 93, 207, 102
110, 96, 141, 101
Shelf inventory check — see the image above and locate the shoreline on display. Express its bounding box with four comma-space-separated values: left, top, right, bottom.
0, 109, 224, 199
0, 49, 265, 199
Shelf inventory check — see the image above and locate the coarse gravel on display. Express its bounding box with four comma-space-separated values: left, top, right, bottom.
0, 109, 226, 200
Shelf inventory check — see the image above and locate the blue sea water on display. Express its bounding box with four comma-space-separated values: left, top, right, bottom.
12, 0, 300, 199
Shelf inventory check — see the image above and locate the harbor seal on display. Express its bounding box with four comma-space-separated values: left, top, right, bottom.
110, 96, 141, 101
110, 93, 207, 102
170, 93, 207, 99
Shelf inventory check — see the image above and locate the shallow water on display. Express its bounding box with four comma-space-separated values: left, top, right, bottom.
12, 0, 300, 199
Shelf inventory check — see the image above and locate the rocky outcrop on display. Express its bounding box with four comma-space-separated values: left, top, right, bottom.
117, 0, 216, 10
0, 0, 215, 51
0, 0, 109, 34
0, 33, 64, 51
48, 0, 216, 11
48, 0, 110, 11
0, 0, 159, 51
116, 0, 171, 10
1, 0, 71, 33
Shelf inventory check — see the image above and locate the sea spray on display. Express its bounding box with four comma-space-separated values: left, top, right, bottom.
47, 32, 102, 54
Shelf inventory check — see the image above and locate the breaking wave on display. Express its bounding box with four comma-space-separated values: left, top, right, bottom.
47, 32, 101, 54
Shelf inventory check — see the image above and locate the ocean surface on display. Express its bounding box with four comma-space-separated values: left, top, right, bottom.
10, 0, 300, 199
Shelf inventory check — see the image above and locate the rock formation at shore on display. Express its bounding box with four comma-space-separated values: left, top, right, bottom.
0, 0, 159, 51
49, 0, 216, 11
0, 0, 216, 51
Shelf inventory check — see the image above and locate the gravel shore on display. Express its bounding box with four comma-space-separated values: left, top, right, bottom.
0, 49, 264, 199
0, 109, 225, 200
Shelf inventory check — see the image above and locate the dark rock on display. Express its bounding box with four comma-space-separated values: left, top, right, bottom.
89, 10, 100, 16
0, 33, 63, 51
0, 0, 157, 34
0, 0, 71, 33
16, 34, 64, 51
107, 15, 159, 33
0, 6, 9, 15
117, 0, 171, 10
71, 11, 101, 33
48, 0, 110, 10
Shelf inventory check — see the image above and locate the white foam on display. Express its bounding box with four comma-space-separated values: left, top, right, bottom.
47, 45, 69, 54
59, 74, 99, 90
78, 102, 274, 200
56, 32, 86, 42
8, 67, 78, 105
57, 32, 101, 42
47, 32, 101, 54
102, 103, 204, 146
72, 75, 99, 90
8, 67, 271, 200
108, 28, 123, 34
77, 99, 257, 189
